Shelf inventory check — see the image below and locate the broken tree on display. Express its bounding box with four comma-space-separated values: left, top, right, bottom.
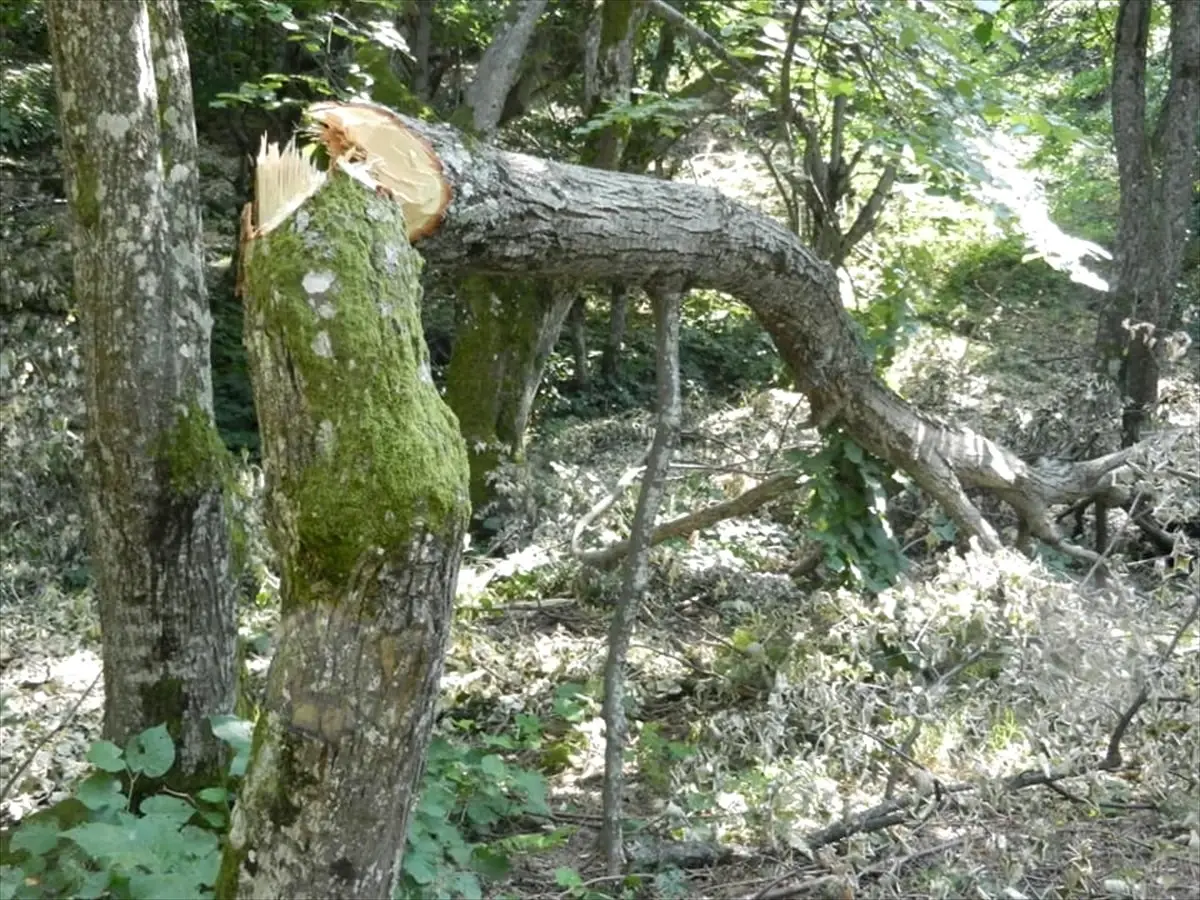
219, 120, 469, 897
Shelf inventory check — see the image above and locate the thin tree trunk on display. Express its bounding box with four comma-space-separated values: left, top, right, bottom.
569, 295, 590, 391
601, 284, 631, 382
46, 0, 237, 778
220, 169, 470, 898
445, 277, 573, 514
599, 280, 683, 875
413, 0, 435, 100
585, 0, 646, 381
442, 0, 555, 522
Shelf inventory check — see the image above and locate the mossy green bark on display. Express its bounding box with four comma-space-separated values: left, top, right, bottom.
241, 173, 469, 598
226, 169, 470, 897
444, 276, 559, 514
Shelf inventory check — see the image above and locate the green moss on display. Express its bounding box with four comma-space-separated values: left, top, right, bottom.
156, 402, 232, 497
242, 172, 469, 598
599, 0, 636, 48
444, 276, 547, 511
71, 156, 100, 230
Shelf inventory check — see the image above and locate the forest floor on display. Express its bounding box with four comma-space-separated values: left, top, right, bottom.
1, 146, 1198, 899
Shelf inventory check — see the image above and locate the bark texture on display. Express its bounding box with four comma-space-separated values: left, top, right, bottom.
444, 276, 573, 511
396, 113, 1135, 553
223, 172, 470, 898
460, 0, 548, 137
46, 0, 237, 776
1097, 0, 1199, 445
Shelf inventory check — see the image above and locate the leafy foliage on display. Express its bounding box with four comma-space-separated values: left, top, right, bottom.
0, 62, 55, 152
790, 429, 907, 593
398, 728, 553, 900
0, 723, 244, 900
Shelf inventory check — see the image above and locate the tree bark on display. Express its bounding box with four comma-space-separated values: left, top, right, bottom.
1097, 0, 1200, 446
460, 0, 547, 138
444, 276, 573, 513
599, 280, 683, 875
220, 170, 470, 898
46, 0, 237, 778
393, 112, 1138, 554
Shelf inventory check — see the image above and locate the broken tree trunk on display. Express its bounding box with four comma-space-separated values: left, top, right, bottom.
219, 139, 470, 897
375, 108, 1132, 555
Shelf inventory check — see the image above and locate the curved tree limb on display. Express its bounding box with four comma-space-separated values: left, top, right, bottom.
372, 109, 1152, 553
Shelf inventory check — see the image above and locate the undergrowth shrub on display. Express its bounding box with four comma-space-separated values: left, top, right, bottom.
0, 62, 55, 152
0, 718, 250, 900
788, 429, 908, 593
398, 727, 555, 900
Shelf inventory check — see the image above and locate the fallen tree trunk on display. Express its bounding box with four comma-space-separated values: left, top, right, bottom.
308, 102, 1144, 555
388, 113, 1142, 553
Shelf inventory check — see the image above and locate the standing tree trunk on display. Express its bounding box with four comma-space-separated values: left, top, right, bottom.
220, 141, 470, 897
46, 0, 237, 778
1096, 0, 1199, 446
445, 276, 573, 512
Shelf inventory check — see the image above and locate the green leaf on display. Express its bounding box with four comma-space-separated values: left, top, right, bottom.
76, 772, 125, 812
63, 821, 155, 867
10, 820, 60, 856
128, 873, 207, 900
196, 786, 228, 805
125, 724, 176, 778
555, 867, 583, 887
450, 870, 483, 900
75, 870, 114, 900
87, 740, 126, 773
210, 714, 253, 776
139, 794, 196, 830
973, 19, 994, 47
479, 754, 506, 779
403, 851, 438, 885
0, 867, 20, 900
